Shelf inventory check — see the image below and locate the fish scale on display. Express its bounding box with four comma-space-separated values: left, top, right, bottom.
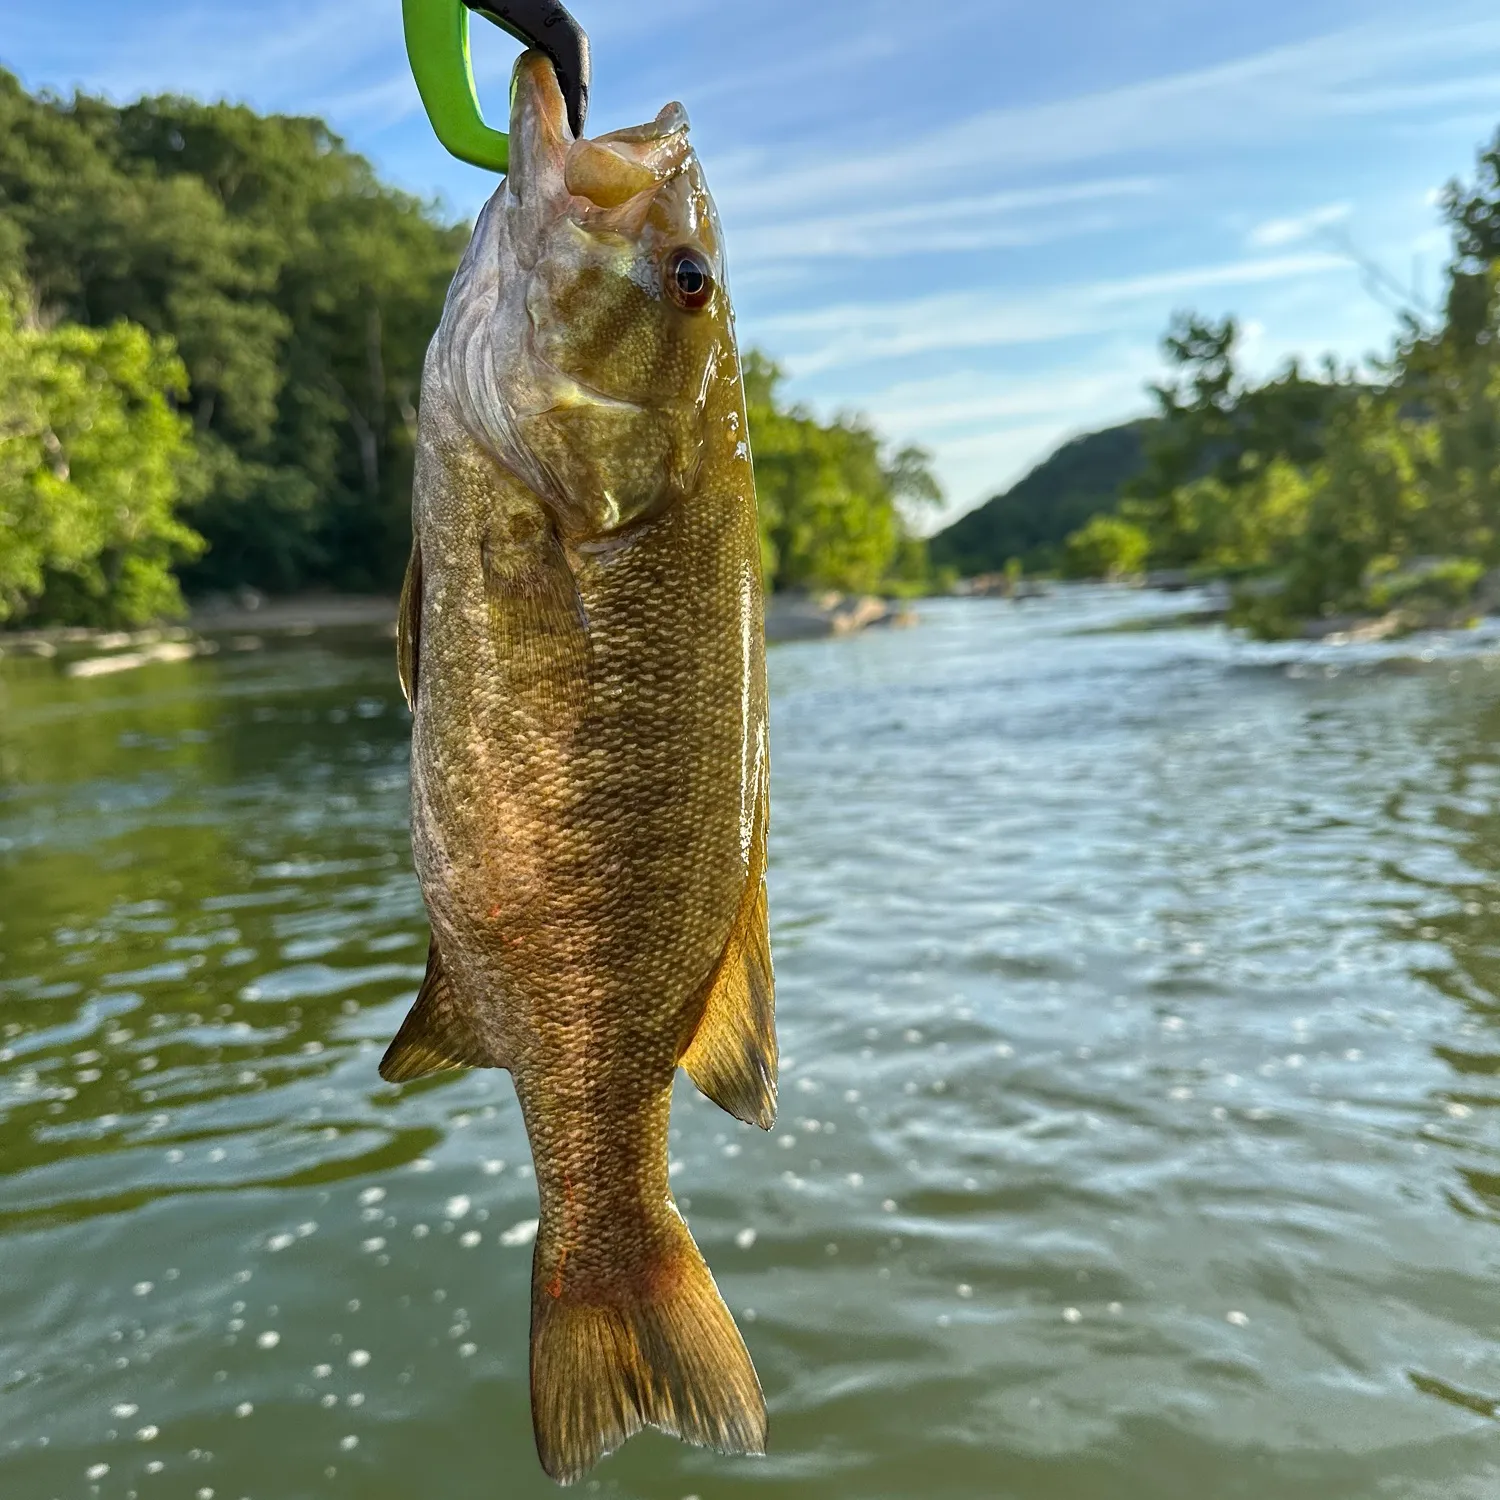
381, 48, 776, 1486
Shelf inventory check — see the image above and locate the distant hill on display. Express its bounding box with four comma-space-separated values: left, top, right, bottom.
929, 419, 1156, 576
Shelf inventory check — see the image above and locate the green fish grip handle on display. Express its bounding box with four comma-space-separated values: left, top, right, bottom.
403, 0, 591, 173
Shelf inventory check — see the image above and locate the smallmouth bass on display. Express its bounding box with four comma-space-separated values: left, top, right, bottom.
381, 50, 776, 1486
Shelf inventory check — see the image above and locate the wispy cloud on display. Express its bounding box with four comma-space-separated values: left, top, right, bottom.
759, 251, 1349, 374
1248, 201, 1353, 248
717, 10, 1500, 219
726, 177, 1161, 267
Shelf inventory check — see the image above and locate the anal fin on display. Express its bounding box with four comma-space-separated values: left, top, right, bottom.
380, 937, 499, 1083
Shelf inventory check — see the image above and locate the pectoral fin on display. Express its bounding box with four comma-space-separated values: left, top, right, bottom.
680, 764, 776, 1129
396, 543, 421, 711
380, 938, 499, 1082
481, 519, 592, 717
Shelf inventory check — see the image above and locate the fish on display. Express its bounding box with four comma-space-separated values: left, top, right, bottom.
380, 49, 775, 1486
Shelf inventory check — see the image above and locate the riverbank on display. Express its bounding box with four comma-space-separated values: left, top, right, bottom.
0, 588, 917, 668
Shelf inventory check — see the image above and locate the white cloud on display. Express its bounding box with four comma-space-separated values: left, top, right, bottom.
725, 177, 1160, 267
1248, 201, 1353, 248
754, 251, 1348, 374
716, 11, 1500, 221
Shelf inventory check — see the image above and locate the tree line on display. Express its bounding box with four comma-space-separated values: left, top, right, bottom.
1062, 129, 1500, 637
0, 71, 938, 628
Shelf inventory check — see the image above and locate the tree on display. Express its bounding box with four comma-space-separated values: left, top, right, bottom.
1062, 515, 1149, 579
744, 352, 940, 593
0, 291, 202, 626
0, 72, 466, 599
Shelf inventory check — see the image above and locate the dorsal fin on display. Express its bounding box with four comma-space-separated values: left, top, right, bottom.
380, 938, 498, 1082
679, 757, 776, 1129
396, 542, 421, 711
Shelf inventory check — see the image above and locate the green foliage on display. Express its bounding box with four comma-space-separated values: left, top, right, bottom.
0, 71, 467, 603
1117, 314, 1354, 571
744, 353, 941, 593
0, 293, 201, 625
1062, 515, 1150, 580
929, 421, 1151, 576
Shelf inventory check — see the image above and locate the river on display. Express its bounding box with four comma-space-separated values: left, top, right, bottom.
2, 589, 1499, 1500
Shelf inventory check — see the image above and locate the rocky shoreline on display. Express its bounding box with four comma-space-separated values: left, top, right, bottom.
0, 588, 917, 673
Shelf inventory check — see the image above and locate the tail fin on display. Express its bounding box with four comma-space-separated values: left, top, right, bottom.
529, 1206, 766, 1485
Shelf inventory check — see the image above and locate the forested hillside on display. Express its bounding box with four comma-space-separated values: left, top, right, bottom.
928, 421, 1152, 576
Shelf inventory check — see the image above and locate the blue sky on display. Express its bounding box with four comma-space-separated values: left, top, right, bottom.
5, 0, 1500, 527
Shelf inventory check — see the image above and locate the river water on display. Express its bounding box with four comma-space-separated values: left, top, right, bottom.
2, 590, 1500, 1500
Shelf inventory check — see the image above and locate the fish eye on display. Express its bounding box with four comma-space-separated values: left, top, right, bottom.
665, 247, 714, 311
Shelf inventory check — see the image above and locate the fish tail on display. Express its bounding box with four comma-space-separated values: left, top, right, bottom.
529, 1204, 766, 1485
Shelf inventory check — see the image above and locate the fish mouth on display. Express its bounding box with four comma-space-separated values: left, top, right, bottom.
509, 50, 691, 220
564, 104, 692, 211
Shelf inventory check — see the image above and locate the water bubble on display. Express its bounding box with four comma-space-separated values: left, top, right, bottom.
358, 1187, 386, 1206
348, 1350, 371, 1368
256, 1331, 280, 1349
481, 1159, 505, 1175
339, 1436, 359, 1451
137, 1426, 159, 1441
444, 1196, 470, 1220
1062, 1307, 1082, 1324
314, 1365, 332, 1379
87, 1463, 110, 1480
957, 1284, 973, 1299
235, 1403, 253, 1418
459, 1231, 481, 1249
266, 1234, 295, 1253
112, 1403, 139, 1419
133, 1282, 153, 1297
735, 1228, 757, 1249
361, 1238, 386, 1254
1226, 1310, 1250, 1327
